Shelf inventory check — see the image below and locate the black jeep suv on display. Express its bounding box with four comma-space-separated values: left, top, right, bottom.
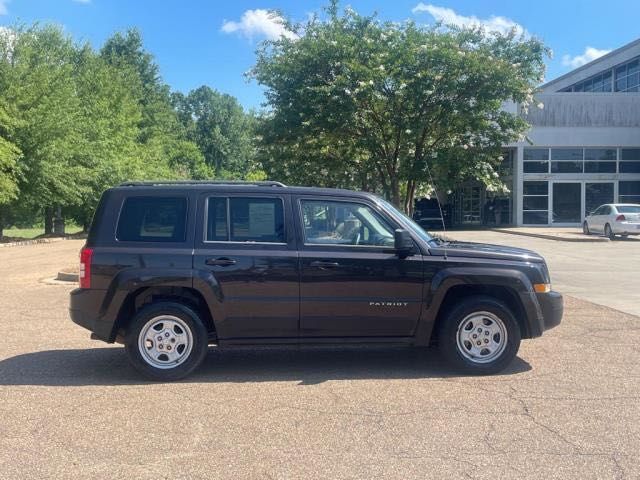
70, 181, 562, 380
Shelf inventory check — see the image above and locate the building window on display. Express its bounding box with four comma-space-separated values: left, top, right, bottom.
619, 181, 640, 204
522, 181, 548, 224
620, 148, 640, 173
584, 148, 617, 173
615, 58, 640, 92
561, 70, 612, 92
523, 148, 549, 173
551, 148, 583, 173
559, 56, 640, 93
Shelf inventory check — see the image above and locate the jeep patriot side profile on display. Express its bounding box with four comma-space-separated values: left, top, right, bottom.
70, 181, 563, 380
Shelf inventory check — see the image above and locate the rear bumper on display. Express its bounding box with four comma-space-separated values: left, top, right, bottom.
69, 288, 112, 342
537, 290, 563, 332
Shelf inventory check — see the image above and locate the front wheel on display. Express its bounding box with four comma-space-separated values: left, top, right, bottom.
125, 302, 209, 381
438, 296, 521, 375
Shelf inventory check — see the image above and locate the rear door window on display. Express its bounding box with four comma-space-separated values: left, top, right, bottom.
205, 197, 285, 243
117, 197, 187, 242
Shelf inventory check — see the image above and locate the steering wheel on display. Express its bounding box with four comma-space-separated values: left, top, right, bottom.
351, 232, 361, 245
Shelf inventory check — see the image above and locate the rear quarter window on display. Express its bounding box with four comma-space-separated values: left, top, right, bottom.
117, 196, 188, 242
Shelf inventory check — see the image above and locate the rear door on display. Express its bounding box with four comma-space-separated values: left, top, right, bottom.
193, 193, 299, 340
295, 196, 424, 338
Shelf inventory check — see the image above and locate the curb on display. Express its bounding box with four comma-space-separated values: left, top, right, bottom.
492, 229, 610, 243
0, 237, 67, 248
56, 271, 79, 282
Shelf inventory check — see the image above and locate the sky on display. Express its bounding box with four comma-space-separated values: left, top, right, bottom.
1, 0, 639, 110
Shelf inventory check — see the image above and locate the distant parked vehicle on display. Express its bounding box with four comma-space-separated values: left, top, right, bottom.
413, 198, 450, 230
583, 204, 640, 239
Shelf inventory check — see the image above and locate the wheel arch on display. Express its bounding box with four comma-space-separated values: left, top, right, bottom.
432, 285, 529, 342
112, 286, 216, 343
413, 267, 543, 346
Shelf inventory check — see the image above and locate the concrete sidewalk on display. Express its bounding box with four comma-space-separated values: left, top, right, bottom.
492, 227, 612, 242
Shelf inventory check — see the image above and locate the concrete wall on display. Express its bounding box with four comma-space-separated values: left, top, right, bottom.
523, 93, 640, 128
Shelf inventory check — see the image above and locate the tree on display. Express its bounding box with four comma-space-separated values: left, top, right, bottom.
252, 2, 548, 212
0, 103, 21, 237
0, 25, 86, 232
100, 30, 209, 181
172, 86, 257, 178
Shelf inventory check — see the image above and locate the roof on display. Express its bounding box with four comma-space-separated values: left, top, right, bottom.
112, 181, 380, 200
541, 37, 640, 92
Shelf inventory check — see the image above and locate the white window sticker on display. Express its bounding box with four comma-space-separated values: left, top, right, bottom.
249, 202, 276, 236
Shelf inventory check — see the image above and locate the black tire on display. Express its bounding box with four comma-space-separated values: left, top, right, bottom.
605, 223, 615, 240
583, 221, 590, 235
437, 295, 521, 375
124, 302, 209, 381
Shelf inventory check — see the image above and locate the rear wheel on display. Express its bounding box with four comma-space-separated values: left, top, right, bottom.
125, 302, 209, 381
605, 223, 615, 240
438, 296, 521, 375
583, 221, 590, 235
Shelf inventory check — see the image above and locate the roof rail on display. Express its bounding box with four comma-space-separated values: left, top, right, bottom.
119, 180, 287, 188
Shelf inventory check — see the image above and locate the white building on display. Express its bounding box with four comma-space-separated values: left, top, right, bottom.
444, 38, 640, 228
511, 38, 640, 226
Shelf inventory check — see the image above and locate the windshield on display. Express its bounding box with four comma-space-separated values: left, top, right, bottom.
377, 198, 434, 244
617, 205, 640, 213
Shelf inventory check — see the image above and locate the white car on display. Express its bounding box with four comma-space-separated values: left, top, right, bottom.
583, 204, 640, 239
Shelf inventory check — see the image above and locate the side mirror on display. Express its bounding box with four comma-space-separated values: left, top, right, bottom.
394, 229, 414, 257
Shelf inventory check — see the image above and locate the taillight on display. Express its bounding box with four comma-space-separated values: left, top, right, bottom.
79, 247, 93, 289
616, 214, 626, 222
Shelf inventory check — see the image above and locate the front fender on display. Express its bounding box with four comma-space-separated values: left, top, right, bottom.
413, 267, 544, 346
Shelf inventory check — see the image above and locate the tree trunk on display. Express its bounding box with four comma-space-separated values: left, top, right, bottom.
390, 176, 401, 209
53, 204, 65, 236
404, 179, 417, 216
44, 207, 53, 235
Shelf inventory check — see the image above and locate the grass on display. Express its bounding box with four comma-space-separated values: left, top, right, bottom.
3, 224, 83, 239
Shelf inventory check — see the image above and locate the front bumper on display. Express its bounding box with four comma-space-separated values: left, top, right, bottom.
537, 290, 563, 331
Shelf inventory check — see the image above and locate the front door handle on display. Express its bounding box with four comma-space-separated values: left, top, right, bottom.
206, 257, 237, 267
310, 260, 340, 269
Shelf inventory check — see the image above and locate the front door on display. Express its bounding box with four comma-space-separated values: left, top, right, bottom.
296, 197, 424, 338
193, 194, 299, 340
552, 182, 582, 224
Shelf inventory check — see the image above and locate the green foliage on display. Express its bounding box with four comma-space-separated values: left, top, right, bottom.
0, 103, 20, 205
0, 24, 219, 232
172, 86, 257, 178
252, 2, 549, 210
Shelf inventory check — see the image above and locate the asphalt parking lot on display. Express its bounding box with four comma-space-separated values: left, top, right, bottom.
448, 230, 640, 317
1, 239, 639, 479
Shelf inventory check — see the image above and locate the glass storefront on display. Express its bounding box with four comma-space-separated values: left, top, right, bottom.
552, 183, 581, 223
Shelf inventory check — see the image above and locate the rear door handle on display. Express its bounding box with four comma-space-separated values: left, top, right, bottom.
310, 260, 340, 269
206, 257, 237, 267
